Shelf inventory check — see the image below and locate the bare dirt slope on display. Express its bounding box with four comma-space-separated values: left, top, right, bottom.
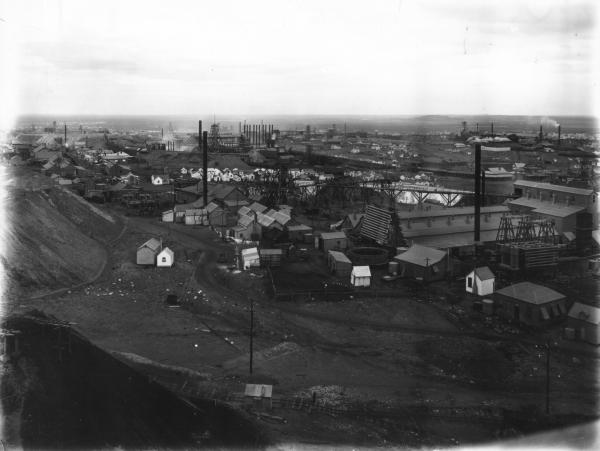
1, 178, 122, 300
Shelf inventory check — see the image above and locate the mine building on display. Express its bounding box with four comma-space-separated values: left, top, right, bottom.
136, 238, 162, 265
327, 250, 353, 277
398, 205, 508, 255
509, 180, 597, 234
318, 231, 348, 253
566, 302, 600, 345
465, 266, 495, 296
393, 244, 448, 282
493, 282, 567, 327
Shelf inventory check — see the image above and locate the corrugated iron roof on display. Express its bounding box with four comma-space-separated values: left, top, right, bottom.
495, 282, 565, 305
508, 197, 585, 217
138, 238, 162, 252
249, 202, 268, 214
352, 266, 371, 277
514, 180, 594, 196
397, 205, 508, 219
257, 212, 275, 228
320, 231, 347, 240
474, 266, 494, 281
328, 250, 351, 264
394, 244, 446, 266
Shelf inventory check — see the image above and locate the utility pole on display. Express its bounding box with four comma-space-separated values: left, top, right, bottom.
425, 257, 430, 301
249, 298, 254, 374
545, 342, 550, 415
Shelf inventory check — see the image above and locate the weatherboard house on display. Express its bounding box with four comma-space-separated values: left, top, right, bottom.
136, 238, 162, 265
493, 282, 567, 327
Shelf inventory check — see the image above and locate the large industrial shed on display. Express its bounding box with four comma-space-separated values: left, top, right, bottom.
566, 302, 600, 345
327, 250, 352, 277
493, 282, 567, 327
137, 238, 162, 265
393, 244, 447, 282
318, 231, 348, 253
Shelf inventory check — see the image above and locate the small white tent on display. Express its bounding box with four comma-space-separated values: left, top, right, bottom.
157, 247, 175, 267
351, 266, 371, 287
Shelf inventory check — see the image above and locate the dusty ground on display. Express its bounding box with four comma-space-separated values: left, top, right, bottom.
7, 179, 600, 447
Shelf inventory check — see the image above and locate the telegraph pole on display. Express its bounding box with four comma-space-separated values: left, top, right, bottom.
249, 298, 254, 374
545, 342, 550, 414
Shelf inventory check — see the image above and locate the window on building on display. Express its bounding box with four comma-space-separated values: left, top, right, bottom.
162, 257, 167, 262
467, 277, 473, 288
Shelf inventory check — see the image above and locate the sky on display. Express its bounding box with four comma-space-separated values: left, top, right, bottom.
0, 0, 598, 126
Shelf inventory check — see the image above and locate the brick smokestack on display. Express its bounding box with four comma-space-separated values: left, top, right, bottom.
203, 131, 208, 206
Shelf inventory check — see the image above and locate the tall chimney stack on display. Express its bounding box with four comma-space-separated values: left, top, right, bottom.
202, 131, 208, 206
539, 125, 543, 141
198, 120, 202, 152
558, 125, 561, 145
491, 122, 494, 136
64, 123, 67, 145
474, 143, 482, 244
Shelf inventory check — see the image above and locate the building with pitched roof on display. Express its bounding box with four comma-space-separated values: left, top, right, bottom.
136, 238, 162, 265
493, 282, 567, 327
566, 302, 600, 345
393, 244, 447, 282
465, 266, 495, 296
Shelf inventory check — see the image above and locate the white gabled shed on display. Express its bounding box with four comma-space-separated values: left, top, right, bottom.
157, 247, 175, 267
466, 266, 495, 296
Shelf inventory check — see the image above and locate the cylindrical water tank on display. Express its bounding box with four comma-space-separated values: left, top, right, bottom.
388, 261, 399, 275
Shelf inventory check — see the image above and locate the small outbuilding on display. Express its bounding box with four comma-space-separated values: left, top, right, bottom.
157, 247, 175, 267
494, 282, 567, 327
241, 247, 260, 270
393, 244, 447, 282
351, 266, 371, 287
259, 249, 283, 267
465, 266, 495, 296
318, 231, 348, 253
136, 238, 162, 265
327, 250, 352, 277
566, 302, 600, 345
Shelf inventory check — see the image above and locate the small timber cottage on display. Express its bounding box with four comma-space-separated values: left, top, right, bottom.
566, 303, 600, 345
327, 250, 352, 277
137, 238, 162, 265
465, 266, 495, 296
493, 282, 567, 327
318, 231, 348, 253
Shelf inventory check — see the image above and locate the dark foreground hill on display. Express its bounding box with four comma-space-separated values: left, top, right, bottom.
1, 180, 122, 300
1, 310, 268, 450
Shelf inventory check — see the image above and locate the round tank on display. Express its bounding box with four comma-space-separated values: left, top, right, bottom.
482, 298, 494, 315
388, 261, 399, 275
